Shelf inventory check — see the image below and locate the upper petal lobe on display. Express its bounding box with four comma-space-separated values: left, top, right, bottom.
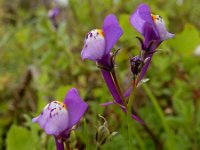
64, 88, 88, 130
102, 14, 123, 54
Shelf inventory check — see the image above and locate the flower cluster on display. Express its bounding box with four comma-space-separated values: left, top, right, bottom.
81, 3, 174, 123
33, 3, 174, 150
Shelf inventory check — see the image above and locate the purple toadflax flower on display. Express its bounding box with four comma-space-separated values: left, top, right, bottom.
81, 14, 123, 69
130, 3, 174, 81
81, 14, 124, 106
81, 14, 143, 123
32, 88, 88, 150
48, 7, 60, 29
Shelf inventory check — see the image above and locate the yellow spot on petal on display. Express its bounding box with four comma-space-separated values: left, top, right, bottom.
54, 101, 66, 109
97, 29, 104, 37
151, 14, 156, 22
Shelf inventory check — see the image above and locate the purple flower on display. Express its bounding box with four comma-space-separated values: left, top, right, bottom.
130, 3, 174, 80
130, 3, 174, 50
81, 14, 123, 68
32, 88, 88, 150
48, 7, 60, 28
48, 7, 60, 19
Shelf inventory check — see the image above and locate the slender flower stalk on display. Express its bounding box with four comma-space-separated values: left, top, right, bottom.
55, 138, 65, 150
127, 81, 146, 150
126, 84, 135, 149
32, 88, 88, 150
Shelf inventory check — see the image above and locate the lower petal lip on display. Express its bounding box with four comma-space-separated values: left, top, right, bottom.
32, 117, 39, 123
81, 51, 87, 61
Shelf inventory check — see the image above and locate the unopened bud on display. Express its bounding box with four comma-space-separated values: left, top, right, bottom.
95, 124, 110, 146
130, 55, 144, 76
95, 115, 117, 147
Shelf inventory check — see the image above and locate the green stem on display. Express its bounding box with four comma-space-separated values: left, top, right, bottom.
127, 86, 135, 150
110, 69, 145, 150
126, 109, 133, 150
127, 86, 145, 150
132, 126, 145, 150
143, 84, 175, 150
96, 145, 100, 150
83, 118, 91, 150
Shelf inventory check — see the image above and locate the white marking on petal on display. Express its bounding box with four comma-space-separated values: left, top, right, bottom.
82, 29, 106, 60
84, 29, 105, 49
32, 101, 69, 135
152, 14, 175, 41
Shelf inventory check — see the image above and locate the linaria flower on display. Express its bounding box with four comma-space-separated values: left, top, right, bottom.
81, 14, 123, 68
81, 14, 123, 109
48, 7, 60, 28
32, 88, 88, 150
48, 7, 60, 19
81, 14, 123, 104
130, 3, 174, 80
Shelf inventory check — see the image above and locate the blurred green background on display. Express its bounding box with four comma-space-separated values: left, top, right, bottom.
1, 0, 200, 149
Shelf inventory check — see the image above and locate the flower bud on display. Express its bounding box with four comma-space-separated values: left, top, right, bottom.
95, 124, 110, 146
95, 115, 117, 147
95, 115, 110, 146
130, 55, 144, 76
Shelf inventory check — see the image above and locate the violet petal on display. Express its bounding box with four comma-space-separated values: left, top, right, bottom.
143, 23, 160, 47
100, 101, 114, 106
124, 86, 132, 98
102, 14, 123, 55
48, 7, 60, 19
139, 55, 152, 81
64, 88, 88, 129
130, 4, 158, 37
